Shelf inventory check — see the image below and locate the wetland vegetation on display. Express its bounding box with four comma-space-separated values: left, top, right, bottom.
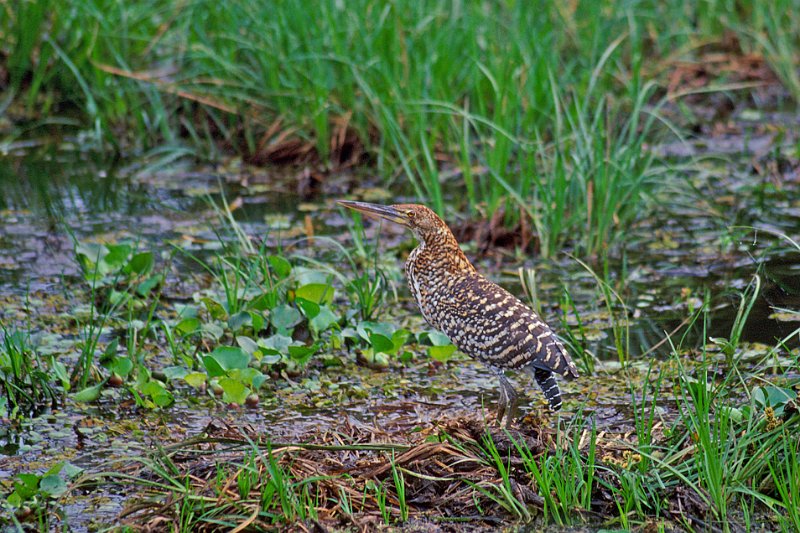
1, 1, 800, 531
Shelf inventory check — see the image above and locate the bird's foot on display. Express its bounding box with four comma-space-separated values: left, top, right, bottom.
495, 373, 519, 428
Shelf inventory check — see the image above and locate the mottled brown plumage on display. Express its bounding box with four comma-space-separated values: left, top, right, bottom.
338, 201, 579, 426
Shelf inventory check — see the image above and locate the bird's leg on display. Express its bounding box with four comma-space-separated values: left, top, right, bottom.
493, 369, 519, 428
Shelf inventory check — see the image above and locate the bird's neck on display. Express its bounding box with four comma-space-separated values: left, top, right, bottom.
413, 228, 475, 274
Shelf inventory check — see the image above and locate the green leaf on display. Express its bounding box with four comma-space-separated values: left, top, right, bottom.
39, 474, 67, 497
202, 297, 228, 321
252, 373, 268, 390
103, 338, 120, 359
296, 297, 321, 319
207, 346, 250, 372
111, 357, 134, 377
268, 255, 292, 279
162, 365, 189, 380
426, 331, 453, 346
18, 473, 41, 491
51, 359, 69, 389
61, 462, 84, 479
250, 311, 266, 332
140, 381, 174, 407
270, 304, 302, 330
392, 329, 411, 348
250, 291, 277, 311
126, 251, 154, 276
260, 334, 293, 353
369, 333, 395, 354
202, 322, 225, 340
358, 321, 395, 342
310, 305, 338, 333
296, 283, 335, 304
228, 311, 252, 332
428, 344, 457, 362
176, 317, 201, 336
288, 344, 317, 365
104, 244, 132, 269
184, 372, 207, 388
75, 242, 108, 265
754, 386, 796, 408
136, 274, 162, 296
73, 382, 104, 403
219, 377, 249, 404
237, 336, 261, 356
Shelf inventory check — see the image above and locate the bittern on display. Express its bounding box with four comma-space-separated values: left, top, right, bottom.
339, 201, 579, 426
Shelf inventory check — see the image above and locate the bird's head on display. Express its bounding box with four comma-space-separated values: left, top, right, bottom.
338, 201, 448, 240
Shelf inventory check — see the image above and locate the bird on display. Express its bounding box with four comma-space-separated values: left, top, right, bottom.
338, 200, 579, 426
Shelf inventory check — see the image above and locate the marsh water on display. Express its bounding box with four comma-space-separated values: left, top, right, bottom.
1, 119, 799, 528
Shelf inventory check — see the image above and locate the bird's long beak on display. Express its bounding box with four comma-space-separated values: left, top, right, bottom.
337, 200, 408, 226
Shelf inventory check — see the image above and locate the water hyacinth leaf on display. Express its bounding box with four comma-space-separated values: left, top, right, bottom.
229, 367, 262, 386
754, 386, 797, 409
103, 338, 120, 358
50, 358, 69, 389
75, 242, 109, 266
39, 474, 67, 497
249, 311, 266, 332
219, 377, 249, 404
73, 382, 105, 402
140, 380, 174, 407
237, 335, 261, 356
392, 329, 411, 347
268, 255, 292, 279
202, 322, 225, 340
296, 297, 321, 319
108, 290, 130, 307
250, 291, 276, 311
206, 346, 250, 372
252, 373, 267, 389
228, 311, 252, 332
203, 356, 225, 378
136, 274, 162, 296
60, 462, 84, 479
260, 334, 293, 353
112, 357, 134, 377
288, 344, 317, 365
296, 283, 334, 304
15, 473, 40, 496
104, 244, 132, 270
425, 330, 457, 360
425, 330, 453, 347
428, 344, 457, 361
340, 326, 359, 342
184, 372, 207, 387
369, 333, 395, 354
201, 297, 228, 321
270, 304, 302, 330
720, 405, 744, 424
125, 251, 154, 276
310, 305, 338, 333
295, 269, 330, 285
176, 317, 201, 336
357, 321, 395, 342
162, 366, 189, 380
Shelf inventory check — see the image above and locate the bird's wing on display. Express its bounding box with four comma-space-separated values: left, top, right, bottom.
433, 274, 579, 379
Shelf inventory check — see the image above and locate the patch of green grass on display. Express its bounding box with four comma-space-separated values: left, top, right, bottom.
0, 322, 62, 418
4, 1, 799, 254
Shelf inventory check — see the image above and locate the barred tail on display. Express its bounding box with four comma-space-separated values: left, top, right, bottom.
533, 368, 562, 411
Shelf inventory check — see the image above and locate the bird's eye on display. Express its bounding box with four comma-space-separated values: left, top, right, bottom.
406, 211, 415, 218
